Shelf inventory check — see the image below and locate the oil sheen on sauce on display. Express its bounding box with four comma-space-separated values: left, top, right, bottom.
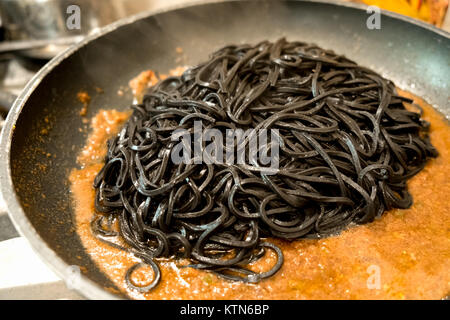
69, 90, 450, 300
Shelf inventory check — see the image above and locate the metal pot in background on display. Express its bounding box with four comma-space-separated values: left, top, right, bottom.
0, 0, 162, 115
0, 0, 159, 59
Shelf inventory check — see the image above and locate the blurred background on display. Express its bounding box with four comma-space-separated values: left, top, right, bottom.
0, 0, 448, 300
350, 0, 448, 26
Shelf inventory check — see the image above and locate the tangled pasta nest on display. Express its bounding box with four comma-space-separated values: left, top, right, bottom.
92, 38, 437, 292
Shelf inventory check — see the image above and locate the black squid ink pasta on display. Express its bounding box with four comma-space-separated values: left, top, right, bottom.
91, 38, 438, 293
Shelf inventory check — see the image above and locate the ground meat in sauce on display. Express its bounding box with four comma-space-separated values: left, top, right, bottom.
129, 67, 188, 103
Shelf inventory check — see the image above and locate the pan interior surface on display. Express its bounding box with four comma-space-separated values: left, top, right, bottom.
3, 0, 449, 299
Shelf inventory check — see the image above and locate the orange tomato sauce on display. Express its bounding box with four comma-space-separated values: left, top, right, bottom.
69, 89, 450, 300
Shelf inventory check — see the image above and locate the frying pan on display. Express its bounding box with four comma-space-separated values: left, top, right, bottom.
0, 0, 449, 300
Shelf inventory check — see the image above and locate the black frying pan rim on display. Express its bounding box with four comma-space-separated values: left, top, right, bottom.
0, 0, 449, 300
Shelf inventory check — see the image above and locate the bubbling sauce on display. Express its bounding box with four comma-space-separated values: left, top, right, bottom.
69, 90, 450, 300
